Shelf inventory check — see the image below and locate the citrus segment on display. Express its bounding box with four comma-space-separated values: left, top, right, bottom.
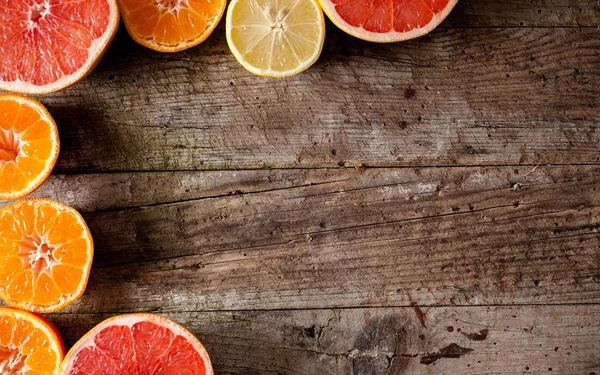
118, 0, 227, 52
61, 314, 213, 375
318, 0, 458, 42
226, 0, 326, 78
0, 199, 93, 313
0, 0, 120, 94
0, 94, 59, 200
0, 307, 65, 375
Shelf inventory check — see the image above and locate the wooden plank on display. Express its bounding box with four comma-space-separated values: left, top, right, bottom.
49, 306, 600, 374
23, 166, 597, 312
3, 170, 350, 212
444, 0, 600, 27
39, 27, 598, 172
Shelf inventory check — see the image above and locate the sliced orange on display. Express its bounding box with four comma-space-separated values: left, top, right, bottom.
318, 0, 459, 42
0, 94, 59, 200
0, 0, 120, 94
0, 199, 93, 313
0, 306, 65, 374
118, 0, 227, 52
61, 313, 213, 375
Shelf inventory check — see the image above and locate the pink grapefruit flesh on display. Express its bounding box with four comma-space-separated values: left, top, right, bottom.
318, 0, 459, 42
60, 313, 213, 375
0, 0, 119, 94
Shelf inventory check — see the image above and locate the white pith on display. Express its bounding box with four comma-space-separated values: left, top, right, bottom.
0, 129, 21, 167
155, 0, 188, 13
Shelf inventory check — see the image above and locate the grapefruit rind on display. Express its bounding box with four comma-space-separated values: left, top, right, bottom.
0, 0, 120, 94
317, 0, 459, 43
0, 198, 94, 313
0, 94, 60, 200
117, 0, 227, 53
226, 0, 326, 78
60, 313, 214, 375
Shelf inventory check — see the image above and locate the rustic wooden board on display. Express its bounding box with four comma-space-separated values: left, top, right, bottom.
50, 305, 600, 375
1, 1, 598, 373
444, 0, 600, 27
14, 166, 595, 313
38, 25, 599, 172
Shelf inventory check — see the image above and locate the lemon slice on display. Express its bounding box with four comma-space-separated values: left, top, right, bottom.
226, 0, 326, 78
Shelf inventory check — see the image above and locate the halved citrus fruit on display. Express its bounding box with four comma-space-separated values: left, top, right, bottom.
0, 0, 120, 94
0, 199, 93, 313
0, 306, 65, 375
61, 313, 213, 375
318, 0, 459, 42
226, 0, 326, 78
117, 0, 227, 52
0, 94, 59, 200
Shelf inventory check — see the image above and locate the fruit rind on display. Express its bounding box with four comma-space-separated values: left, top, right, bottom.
0, 94, 60, 200
60, 313, 214, 375
317, 0, 459, 43
0, 0, 120, 94
226, 0, 326, 78
0, 198, 94, 313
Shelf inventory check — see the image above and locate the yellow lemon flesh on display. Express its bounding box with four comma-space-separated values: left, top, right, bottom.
226, 0, 326, 78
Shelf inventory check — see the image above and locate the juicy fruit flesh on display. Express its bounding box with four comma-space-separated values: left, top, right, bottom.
119, 0, 223, 48
0, 97, 56, 197
0, 200, 90, 309
331, 0, 450, 33
0, 0, 111, 86
0, 310, 60, 375
229, 0, 324, 74
66, 321, 207, 375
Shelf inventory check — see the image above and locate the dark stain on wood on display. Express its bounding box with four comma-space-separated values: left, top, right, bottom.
411, 304, 427, 328
461, 328, 489, 341
420, 343, 474, 365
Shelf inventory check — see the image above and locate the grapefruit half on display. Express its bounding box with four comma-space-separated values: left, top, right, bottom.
0, 0, 120, 94
318, 0, 459, 43
60, 313, 213, 375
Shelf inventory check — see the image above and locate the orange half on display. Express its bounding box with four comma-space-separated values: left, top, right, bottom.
0, 94, 59, 200
0, 307, 65, 375
0, 199, 93, 313
118, 0, 227, 52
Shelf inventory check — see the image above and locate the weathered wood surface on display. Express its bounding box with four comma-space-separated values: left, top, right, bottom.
50, 306, 600, 374
1, 0, 598, 373
39, 26, 599, 172
443, 0, 600, 27
10, 166, 596, 313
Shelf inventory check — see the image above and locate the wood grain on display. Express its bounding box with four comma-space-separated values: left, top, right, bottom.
444, 0, 600, 27
21, 166, 596, 312
37, 26, 599, 172
50, 305, 600, 375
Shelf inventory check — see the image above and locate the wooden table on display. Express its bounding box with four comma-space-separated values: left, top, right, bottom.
16, 0, 600, 373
